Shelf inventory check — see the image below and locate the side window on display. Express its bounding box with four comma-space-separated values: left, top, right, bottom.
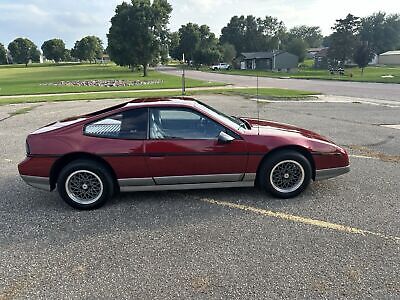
149, 108, 226, 140
84, 108, 148, 140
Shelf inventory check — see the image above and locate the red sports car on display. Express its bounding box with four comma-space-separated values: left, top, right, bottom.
18, 97, 350, 210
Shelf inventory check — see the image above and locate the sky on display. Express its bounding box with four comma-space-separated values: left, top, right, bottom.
0, 0, 399, 49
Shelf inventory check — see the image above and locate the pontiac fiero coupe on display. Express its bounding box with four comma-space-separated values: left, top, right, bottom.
18, 97, 349, 209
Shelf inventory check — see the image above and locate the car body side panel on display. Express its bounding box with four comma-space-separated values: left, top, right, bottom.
101, 156, 150, 179
18, 157, 57, 177
145, 139, 248, 179
27, 128, 151, 179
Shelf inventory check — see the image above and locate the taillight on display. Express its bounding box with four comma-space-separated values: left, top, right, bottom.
25, 140, 30, 155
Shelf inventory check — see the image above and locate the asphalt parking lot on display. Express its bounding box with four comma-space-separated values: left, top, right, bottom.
0, 95, 399, 299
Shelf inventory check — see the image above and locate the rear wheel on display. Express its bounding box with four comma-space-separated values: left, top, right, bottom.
57, 160, 114, 210
258, 150, 312, 198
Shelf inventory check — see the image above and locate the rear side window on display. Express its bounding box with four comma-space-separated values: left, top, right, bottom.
84, 108, 148, 140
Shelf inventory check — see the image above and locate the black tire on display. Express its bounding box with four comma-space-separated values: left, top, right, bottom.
258, 150, 312, 198
57, 159, 114, 210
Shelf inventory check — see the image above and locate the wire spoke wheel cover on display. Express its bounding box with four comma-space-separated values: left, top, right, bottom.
65, 170, 104, 205
270, 160, 305, 193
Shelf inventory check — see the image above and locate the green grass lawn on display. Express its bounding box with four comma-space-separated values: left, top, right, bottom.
0, 63, 222, 96
207, 65, 400, 84
0, 88, 319, 105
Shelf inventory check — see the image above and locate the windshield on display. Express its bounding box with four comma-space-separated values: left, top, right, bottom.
194, 100, 248, 130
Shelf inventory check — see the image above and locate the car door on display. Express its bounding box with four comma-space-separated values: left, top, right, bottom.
145, 107, 248, 185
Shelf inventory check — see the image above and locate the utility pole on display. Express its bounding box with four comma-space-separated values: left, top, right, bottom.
182, 53, 186, 95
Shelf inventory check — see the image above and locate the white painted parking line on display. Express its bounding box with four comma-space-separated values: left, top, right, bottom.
349, 155, 378, 160
201, 198, 400, 243
380, 124, 400, 130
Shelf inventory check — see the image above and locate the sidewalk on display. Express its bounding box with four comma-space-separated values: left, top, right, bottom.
251, 95, 400, 107
0, 85, 240, 99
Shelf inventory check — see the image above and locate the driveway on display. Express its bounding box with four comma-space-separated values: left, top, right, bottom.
159, 67, 400, 101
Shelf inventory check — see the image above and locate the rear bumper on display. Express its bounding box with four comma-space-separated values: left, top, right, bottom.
315, 166, 350, 181
20, 175, 51, 191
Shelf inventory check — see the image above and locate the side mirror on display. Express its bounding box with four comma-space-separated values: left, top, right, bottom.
218, 131, 235, 143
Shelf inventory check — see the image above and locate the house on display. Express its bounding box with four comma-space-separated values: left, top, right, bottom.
306, 48, 325, 59
313, 48, 329, 69
97, 54, 111, 64
378, 51, 400, 65
239, 51, 299, 72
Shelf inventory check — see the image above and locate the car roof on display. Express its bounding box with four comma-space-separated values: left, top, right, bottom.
124, 97, 198, 108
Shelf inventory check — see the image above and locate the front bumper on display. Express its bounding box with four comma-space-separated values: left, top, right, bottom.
20, 175, 51, 191
315, 166, 350, 181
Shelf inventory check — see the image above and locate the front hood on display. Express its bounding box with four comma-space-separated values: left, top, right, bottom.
244, 118, 334, 144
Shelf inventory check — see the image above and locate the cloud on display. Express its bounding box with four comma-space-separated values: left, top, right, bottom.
0, 0, 398, 48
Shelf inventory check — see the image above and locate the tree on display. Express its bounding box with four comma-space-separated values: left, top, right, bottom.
31, 49, 41, 63
168, 31, 180, 60
193, 25, 221, 66
0, 43, 7, 65
8, 38, 40, 67
108, 0, 172, 76
328, 14, 361, 65
288, 25, 323, 48
41, 39, 66, 62
73, 36, 103, 63
286, 38, 307, 62
360, 12, 400, 54
220, 15, 286, 54
172, 23, 222, 66
63, 49, 72, 61
175, 23, 201, 61
221, 43, 236, 64
353, 41, 374, 74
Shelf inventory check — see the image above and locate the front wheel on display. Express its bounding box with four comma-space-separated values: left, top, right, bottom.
57, 160, 114, 210
258, 151, 312, 198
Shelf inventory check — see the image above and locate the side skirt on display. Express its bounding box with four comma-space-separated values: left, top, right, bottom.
118, 173, 256, 192
119, 181, 254, 192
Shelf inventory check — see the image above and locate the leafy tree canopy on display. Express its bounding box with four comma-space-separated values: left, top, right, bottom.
360, 12, 400, 54
221, 43, 237, 64
170, 23, 222, 66
41, 38, 66, 62
107, 0, 172, 76
286, 38, 307, 62
288, 25, 323, 48
0, 43, 7, 65
8, 38, 40, 66
72, 36, 103, 63
353, 41, 375, 73
220, 15, 286, 53
327, 14, 361, 64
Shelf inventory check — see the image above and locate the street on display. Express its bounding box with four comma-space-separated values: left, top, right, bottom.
159, 67, 400, 101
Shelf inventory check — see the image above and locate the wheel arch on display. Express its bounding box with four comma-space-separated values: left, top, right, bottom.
49, 152, 119, 192
255, 145, 316, 185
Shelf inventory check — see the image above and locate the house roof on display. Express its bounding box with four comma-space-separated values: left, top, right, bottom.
241, 51, 285, 59
307, 48, 324, 53
315, 48, 329, 57
379, 50, 400, 56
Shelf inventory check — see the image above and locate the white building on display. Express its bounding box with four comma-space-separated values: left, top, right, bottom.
378, 50, 400, 65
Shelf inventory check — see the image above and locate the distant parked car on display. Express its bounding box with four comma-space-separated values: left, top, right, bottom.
210, 63, 231, 71
18, 97, 350, 210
